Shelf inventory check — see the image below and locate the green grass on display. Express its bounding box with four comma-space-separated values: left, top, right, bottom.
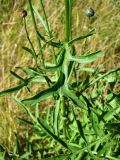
0, 0, 120, 159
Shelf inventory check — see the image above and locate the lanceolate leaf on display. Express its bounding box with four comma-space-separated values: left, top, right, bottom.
68, 29, 95, 45
39, 48, 65, 72
79, 68, 120, 93
72, 107, 87, 143
17, 117, 34, 126
37, 118, 68, 149
53, 99, 61, 136
22, 72, 65, 105
89, 68, 120, 86
37, 31, 62, 48
0, 83, 26, 96
10, 71, 25, 82
33, 6, 48, 32
91, 112, 102, 137
69, 50, 102, 64
16, 66, 42, 77
62, 87, 87, 109
68, 45, 76, 81
22, 46, 37, 61
70, 134, 110, 154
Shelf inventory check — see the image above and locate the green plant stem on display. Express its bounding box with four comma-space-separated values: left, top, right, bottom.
65, 0, 70, 42
62, 1, 73, 140
28, 0, 44, 67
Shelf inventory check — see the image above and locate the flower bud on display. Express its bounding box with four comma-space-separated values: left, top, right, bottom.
19, 8, 27, 18
86, 7, 95, 17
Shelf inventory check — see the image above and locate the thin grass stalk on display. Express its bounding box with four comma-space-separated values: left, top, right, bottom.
39, 0, 57, 64
28, 0, 44, 67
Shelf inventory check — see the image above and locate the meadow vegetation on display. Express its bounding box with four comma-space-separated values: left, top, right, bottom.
0, 0, 120, 159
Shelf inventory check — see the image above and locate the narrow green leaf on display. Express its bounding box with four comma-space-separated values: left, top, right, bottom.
15, 134, 22, 155
80, 68, 120, 93
19, 152, 31, 159
39, 48, 65, 72
53, 99, 61, 136
33, 6, 48, 32
79, 67, 95, 73
16, 66, 42, 76
68, 29, 95, 45
22, 72, 65, 105
68, 143, 81, 151
22, 46, 37, 61
13, 96, 36, 122
35, 103, 39, 118
62, 87, 87, 110
41, 153, 71, 160
71, 134, 110, 155
68, 45, 76, 82
0, 83, 25, 96
17, 117, 34, 126
37, 118, 68, 149
89, 68, 120, 86
103, 96, 120, 121
91, 112, 102, 137
72, 107, 87, 143
69, 50, 102, 64
37, 31, 62, 48
10, 71, 25, 82
81, 95, 91, 116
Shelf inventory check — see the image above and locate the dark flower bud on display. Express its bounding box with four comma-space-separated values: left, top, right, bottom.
19, 8, 27, 18
86, 7, 95, 17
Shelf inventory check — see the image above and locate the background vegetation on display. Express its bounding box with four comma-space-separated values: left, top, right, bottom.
0, 0, 120, 159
